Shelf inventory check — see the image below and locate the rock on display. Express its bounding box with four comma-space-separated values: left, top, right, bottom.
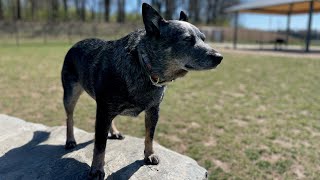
0, 114, 208, 180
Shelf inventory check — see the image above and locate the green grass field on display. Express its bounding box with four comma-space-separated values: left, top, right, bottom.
1, 44, 320, 179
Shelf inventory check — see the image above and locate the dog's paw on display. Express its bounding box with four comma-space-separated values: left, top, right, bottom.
108, 132, 125, 140
144, 154, 160, 165
65, 141, 77, 149
88, 167, 105, 180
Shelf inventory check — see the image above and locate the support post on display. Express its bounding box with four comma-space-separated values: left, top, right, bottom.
306, 0, 314, 52
233, 11, 239, 49
286, 4, 293, 45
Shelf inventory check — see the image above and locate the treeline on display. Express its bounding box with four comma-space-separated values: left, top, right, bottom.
0, 0, 239, 25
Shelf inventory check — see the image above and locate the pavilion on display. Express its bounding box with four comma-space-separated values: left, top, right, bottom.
226, 0, 320, 52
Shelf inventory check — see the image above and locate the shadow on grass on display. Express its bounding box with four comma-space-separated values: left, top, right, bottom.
0, 131, 93, 179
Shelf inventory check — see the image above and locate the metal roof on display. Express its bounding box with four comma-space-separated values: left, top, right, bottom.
226, 0, 320, 14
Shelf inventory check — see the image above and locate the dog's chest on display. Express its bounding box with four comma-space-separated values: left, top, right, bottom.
119, 87, 165, 117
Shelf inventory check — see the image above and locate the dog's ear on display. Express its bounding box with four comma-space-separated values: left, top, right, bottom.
142, 3, 164, 37
179, 11, 188, 22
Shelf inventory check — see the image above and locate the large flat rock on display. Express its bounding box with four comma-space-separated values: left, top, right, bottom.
0, 114, 207, 180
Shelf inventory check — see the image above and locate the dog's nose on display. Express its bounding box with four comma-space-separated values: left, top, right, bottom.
209, 52, 223, 64
213, 53, 223, 63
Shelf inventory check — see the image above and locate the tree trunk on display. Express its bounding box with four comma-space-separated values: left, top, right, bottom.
63, 0, 68, 20
74, 0, 81, 20
0, 0, 3, 20
104, 0, 110, 22
189, 0, 199, 22
91, 0, 95, 21
137, 0, 141, 14
165, 0, 175, 20
80, 0, 86, 21
117, 0, 125, 23
151, 0, 162, 13
30, 0, 36, 21
16, 0, 21, 20
51, 0, 59, 21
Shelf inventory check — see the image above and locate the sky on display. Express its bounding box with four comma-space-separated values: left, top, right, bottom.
124, 0, 320, 31
240, 12, 320, 31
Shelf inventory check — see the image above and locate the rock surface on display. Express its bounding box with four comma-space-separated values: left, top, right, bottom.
0, 114, 207, 180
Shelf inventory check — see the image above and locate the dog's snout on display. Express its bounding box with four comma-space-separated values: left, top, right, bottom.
213, 53, 223, 62
208, 52, 223, 64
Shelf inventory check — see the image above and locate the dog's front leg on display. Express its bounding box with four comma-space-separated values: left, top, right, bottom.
144, 105, 160, 165
89, 101, 115, 180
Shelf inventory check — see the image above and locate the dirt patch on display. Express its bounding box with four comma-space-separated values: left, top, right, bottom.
213, 159, 230, 173
204, 136, 217, 147
291, 164, 305, 179
261, 154, 281, 163
233, 118, 248, 127
273, 139, 293, 149
190, 122, 201, 129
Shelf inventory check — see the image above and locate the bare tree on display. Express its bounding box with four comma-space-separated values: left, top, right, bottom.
16, 0, 21, 20
30, 0, 36, 21
74, 0, 81, 20
91, 0, 96, 20
104, 0, 110, 22
51, 0, 59, 21
117, 0, 125, 23
206, 0, 239, 24
80, 0, 86, 21
0, 0, 3, 20
189, 0, 200, 22
63, 0, 68, 20
137, 0, 141, 13
151, 0, 162, 13
165, 0, 175, 20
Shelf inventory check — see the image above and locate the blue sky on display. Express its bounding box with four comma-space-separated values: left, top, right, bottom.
124, 0, 319, 31
240, 13, 320, 31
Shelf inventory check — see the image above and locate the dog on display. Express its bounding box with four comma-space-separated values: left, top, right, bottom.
61, 3, 223, 179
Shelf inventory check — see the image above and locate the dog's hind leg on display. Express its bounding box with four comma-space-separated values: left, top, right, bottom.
108, 121, 125, 140
144, 106, 160, 165
62, 79, 83, 149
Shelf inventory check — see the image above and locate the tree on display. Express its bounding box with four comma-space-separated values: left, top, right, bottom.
0, 0, 3, 20
80, 0, 86, 21
104, 0, 110, 22
16, 0, 21, 20
91, 0, 96, 20
63, 0, 68, 20
165, 0, 175, 20
189, 0, 200, 22
74, 0, 81, 20
206, 0, 239, 25
151, 0, 162, 13
51, 0, 59, 21
117, 0, 125, 23
29, 0, 36, 21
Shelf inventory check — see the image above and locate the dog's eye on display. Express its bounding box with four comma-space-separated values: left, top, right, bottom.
183, 36, 195, 44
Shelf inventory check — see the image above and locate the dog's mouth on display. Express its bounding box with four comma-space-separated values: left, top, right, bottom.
184, 64, 218, 71
184, 65, 195, 70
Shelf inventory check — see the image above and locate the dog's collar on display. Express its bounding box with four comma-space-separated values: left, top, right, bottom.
138, 52, 171, 87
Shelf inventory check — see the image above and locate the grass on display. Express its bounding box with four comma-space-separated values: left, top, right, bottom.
1, 43, 320, 179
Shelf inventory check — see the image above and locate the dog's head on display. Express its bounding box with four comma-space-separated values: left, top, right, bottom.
141, 3, 223, 83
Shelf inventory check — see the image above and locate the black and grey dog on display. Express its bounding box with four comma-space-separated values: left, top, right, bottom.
61, 3, 222, 179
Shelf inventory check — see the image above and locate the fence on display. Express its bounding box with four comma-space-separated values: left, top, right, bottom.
0, 21, 313, 46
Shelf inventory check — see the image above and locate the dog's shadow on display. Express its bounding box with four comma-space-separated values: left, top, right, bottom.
0, 131, 92, 179
0, 131, 148, 180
